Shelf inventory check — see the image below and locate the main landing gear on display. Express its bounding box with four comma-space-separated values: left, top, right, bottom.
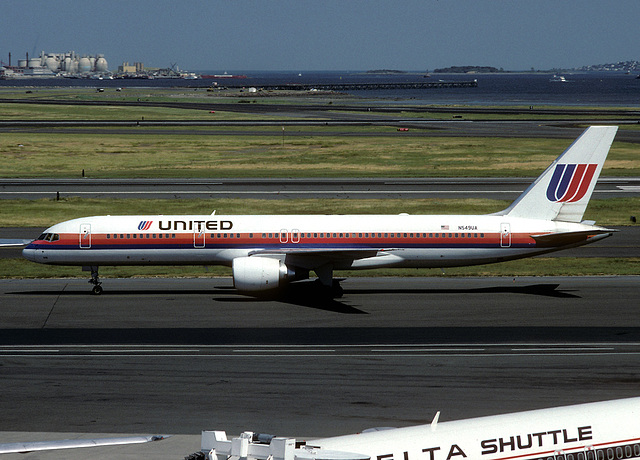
314, 264, 343, 298
84, 265, 103, 295
330, 279, 344, 298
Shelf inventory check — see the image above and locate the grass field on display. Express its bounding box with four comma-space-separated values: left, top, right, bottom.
1, 92, 639, 179
1, 197, 638, 227
1, 132, 639, 178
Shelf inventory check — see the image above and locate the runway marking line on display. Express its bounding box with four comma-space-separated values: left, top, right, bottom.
233, 349, 337, 353
4, 352, 640, 358
90, 349, 200, 353
1, 343, 639, 358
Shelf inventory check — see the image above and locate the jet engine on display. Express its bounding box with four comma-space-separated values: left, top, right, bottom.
232, 257, 297, 292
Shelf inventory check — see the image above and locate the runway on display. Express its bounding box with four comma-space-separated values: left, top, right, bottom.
3, 121, 640, 145
1, 177, 639, 200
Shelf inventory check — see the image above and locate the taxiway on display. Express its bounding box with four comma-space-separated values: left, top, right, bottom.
1, 177, 639, 200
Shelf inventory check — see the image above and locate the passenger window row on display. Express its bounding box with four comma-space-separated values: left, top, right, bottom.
107, 234, 177, 239
531, 443, 640, 460
38, 232, 487, 242
257, 232, 486, 239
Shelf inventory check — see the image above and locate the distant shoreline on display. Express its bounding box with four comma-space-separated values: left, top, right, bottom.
362, 69, 637, 75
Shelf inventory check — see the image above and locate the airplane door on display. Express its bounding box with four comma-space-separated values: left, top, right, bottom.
279, 229, 289, 243
291, 229, 300, 244
500, 223, 511, 248
79, 223, 91, 248
194, 225, 205, 248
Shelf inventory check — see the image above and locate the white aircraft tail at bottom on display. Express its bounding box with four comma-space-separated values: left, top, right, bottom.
197, 397, 640, 460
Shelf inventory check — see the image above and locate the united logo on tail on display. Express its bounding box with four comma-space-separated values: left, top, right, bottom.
138, 221, 153, 231
546, 163, 598, 203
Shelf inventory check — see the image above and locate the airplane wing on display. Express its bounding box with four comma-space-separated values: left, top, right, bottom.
0, 239, 32, 247
248, 247, 392, 271
0, 434, 169, 454
249, 247, 385, 260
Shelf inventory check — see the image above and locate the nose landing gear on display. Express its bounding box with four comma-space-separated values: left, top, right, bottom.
84, 265, 103, 295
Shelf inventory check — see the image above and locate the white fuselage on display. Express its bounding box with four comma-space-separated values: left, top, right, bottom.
202, 398, 640, 460
310, 397, 640, 460
22, 213, 603, 269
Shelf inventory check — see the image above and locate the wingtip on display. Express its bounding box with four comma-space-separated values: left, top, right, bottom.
150, 435, 172, 442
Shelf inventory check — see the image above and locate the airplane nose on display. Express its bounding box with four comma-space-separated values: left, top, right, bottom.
22, 247, 37, 262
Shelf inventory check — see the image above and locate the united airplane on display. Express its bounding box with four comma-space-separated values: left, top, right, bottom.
193, 397, 640, 460
22, 126, 618, 296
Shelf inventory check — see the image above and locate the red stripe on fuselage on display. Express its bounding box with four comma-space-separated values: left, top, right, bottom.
29, 231, 543, 249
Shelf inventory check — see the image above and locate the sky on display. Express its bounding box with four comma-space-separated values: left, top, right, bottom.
2, 0, 639, 72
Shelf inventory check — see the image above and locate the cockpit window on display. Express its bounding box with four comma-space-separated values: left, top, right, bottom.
36, 233, 60, 242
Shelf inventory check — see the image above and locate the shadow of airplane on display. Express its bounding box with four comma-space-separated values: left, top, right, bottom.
5, 280, 367, 314
7, 281, 578, 315
213, 279, 368, 314
342, 283, 580, 299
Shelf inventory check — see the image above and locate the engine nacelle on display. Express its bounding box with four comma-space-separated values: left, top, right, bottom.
232, 257, 295, 292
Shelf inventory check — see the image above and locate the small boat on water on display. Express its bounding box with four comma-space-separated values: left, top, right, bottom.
549, 74, 567, 82
201, 72, 247, 79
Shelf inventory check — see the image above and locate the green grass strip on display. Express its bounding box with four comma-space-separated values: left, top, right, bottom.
2, 197, 638, 227
1, 257, 638, 279
1, 132, 638, 178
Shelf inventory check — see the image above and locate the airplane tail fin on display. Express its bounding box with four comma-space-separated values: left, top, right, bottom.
498, 126, 617, 223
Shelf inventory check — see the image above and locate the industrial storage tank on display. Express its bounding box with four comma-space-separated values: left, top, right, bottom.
45, 56, 60, 71
9, 50, 109, 76
78, 57, 91, 73
95, 55, 108, 72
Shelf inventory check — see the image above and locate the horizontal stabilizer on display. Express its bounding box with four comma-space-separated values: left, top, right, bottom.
531, 230, 614, 248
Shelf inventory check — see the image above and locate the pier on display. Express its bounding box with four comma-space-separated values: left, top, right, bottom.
226, 80, 478, 91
